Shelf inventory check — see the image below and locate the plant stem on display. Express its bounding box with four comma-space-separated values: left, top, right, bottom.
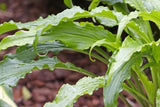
131, 70, 145, 96
119, 93, 132, 107
94, 47, 110, 60
126, 79, 137, 90
77, 50, 109, 64
150, 66, 158, 89
123, 83, 150, 107
145, 21, 154, 42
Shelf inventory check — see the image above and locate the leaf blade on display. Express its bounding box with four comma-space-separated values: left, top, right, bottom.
44, 76, 105, 107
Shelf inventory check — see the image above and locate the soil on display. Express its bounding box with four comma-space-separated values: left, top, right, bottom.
0, 0, 140, 107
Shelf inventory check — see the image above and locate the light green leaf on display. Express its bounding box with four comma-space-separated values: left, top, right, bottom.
44, 76, 105, 107
156, 89, 160, 107
88, 0, 100, 10
140, 11, 160, 29
117, 11, 139, 41
0, 85, 17, 107
0, 21, 18, 35
142, 0, 160, 12
91, 7, 118, 27
0, 30, 36, 51
0, 56, 96, 86
64, 0, 73, 8
104, 37, 143, 107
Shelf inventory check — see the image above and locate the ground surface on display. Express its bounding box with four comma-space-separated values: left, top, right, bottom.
0, 0, 140, 107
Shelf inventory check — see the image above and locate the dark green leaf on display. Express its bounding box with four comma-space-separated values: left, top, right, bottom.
6, 41, 70, 63
101, 0, 123, 5
113, 3, 130, 15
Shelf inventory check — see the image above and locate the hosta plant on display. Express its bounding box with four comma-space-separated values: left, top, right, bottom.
1, 0, 160, 106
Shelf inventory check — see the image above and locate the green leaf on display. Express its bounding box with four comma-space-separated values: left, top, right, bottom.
0, 6, 85, 34
142, 0, 160, 12
104, 36, 160, 107
7, 41, 70, 63
0, 85, 17, 107
0, 6, 124, 35
0, 7, 123, 52
117, 11, 139, 42
101, 0, 123, 5
125, 0, 160, 12
0, 56, 96, 86
44, 76, 105, 107
91, 7, 119, 27
141, 41, 160, 63
0, 21, 18, 35
0, 21, 115, 51
39, 21, 116, 50
104, 37, 143, 107
64, 0, 73, 8
152, 41, 160, 63
133, 66, 156, 106
140, 11, 160, 29
0, 2, 6, 11
125, 21, 151, 43
88, 0, 100, 10
0, 30, 36, 51
113, 2, 130, 15
125, 0, 146, 11
156, 89, 160, 107
132, 18, 154, 42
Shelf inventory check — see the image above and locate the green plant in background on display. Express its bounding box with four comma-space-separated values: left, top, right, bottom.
0, 2, 6, 11
0, 0, 160, 106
